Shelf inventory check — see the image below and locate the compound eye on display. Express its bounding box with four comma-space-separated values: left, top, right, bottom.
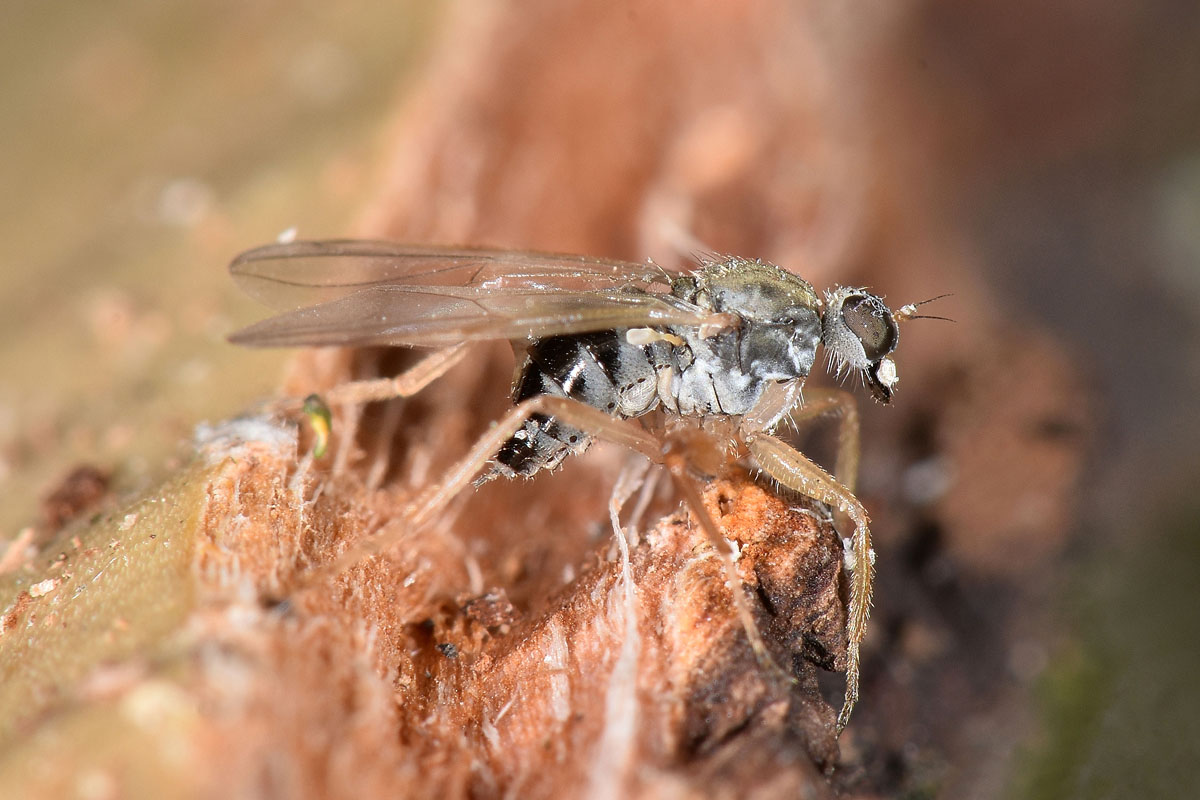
842, 294, 898, 362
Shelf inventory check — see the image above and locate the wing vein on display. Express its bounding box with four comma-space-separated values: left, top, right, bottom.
229, 240, 712, 349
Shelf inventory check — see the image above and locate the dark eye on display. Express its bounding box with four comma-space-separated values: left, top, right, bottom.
842, 295, 898, 361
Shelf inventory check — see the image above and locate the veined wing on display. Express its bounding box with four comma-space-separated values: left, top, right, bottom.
228, 241, 723, 348
228, 284, 721, 348
230, 240, 674, 310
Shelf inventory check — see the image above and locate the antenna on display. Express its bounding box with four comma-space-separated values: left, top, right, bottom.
896, 293, 954, 323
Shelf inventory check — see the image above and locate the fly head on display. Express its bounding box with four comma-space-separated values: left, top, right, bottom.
821, 287, 902, 403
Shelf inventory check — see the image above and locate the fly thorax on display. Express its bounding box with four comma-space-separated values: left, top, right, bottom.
738, 318, 820, 381
659, 257, 823, 416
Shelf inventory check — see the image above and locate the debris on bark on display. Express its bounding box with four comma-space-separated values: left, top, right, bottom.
0, 417, 855, 798
39, 464, 111, 534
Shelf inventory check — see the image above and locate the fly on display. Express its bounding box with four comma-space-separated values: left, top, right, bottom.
228, 239, 939, 731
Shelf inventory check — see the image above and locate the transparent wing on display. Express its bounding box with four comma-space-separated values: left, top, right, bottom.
230, 240, 674, 309
228, 240, 720, 348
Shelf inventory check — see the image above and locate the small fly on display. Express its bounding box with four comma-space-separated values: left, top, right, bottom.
229, 239, 941, 731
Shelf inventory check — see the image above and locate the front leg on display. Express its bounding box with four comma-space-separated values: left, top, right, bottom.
745, 432, 871, 731
785, 388, 861, 494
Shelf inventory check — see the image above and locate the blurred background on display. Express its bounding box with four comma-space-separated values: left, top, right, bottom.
0, 1, 436, 533
2, 1, 1199, 798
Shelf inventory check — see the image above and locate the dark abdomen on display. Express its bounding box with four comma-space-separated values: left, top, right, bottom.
488, 331, 658, 480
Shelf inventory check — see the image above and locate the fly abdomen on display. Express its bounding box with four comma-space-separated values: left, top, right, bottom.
486, 330, 658, 480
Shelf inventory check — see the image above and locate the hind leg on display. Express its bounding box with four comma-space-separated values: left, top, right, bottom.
322, 344, 470, 406
264, 345, 471, 466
